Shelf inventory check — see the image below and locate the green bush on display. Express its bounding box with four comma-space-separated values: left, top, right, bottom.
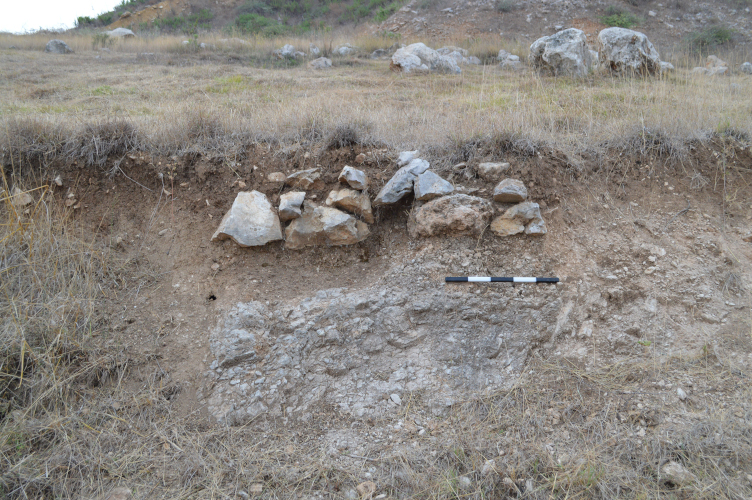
76, 16, 96, 27
686, 26, 735, 51
98, 12, 114, 25
235, 13, 276, 33
114, 0, 148, 13
600, 6, 641, 28
341, 0, 402, 22
236, 1, 273, 15
153, 9, 214, 33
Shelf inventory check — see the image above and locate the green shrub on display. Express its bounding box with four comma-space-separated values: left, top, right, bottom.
374, 1, 402, 22
98, 12, 114, 25
235, 13, 276, 33
76, 16, 96, 27
686, 26, 735, 51
153, 9, 214, 33
92, 33, 112, 49
236, 1, 273, 15
600, 6, 641, 28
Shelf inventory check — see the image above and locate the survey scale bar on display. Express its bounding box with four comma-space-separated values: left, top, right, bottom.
445, 277, 559, 283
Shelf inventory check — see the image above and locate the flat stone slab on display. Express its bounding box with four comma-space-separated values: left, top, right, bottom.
211, 191, 283, 246
286, 168, 320, 190
476, 162, 510, 181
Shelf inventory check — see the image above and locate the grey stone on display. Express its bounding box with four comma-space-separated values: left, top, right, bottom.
11, 187, 33, 207
529, 29, 593, 77
279, 191, 305, 221
309, 57, 332, 70
325, 188, 374, 223
104, 27, 136, 38
286, 168, 320, 190
334, 43, 358, 56
493, 179, 527, 203
211, 191, 283, 247
309, 43, 320, 56
597, 27, 661, 75
397, 150, 419, 167
677, 387, 687, 400
267, 172, 286, 183
390, 393, 402, 405
477, 162, 510, 181
285, 204, 370, 249
391, 43, 461, 74
410, 194, 493, 237
338, 166, 368, 190
373, 159, 430, 206
741, 62, 752, 74
45, 39, 73, 54
413, 171, 454, 201
661, 462, 697, 486
659, 61, 675, 73
490, 201, 547, 236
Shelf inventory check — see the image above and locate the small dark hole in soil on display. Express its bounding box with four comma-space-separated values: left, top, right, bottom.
208, 294, 217, 301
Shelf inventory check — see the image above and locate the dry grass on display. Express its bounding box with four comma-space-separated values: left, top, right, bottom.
1, 31, 752, 499
1, 32, 751, 168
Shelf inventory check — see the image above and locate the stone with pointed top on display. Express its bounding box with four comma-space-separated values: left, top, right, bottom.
414, 171, 454, 201
338, 166, 368, 190
211, 191, 283, 246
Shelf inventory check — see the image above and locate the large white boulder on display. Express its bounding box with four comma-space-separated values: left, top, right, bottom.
211, 191, 283, 247
391, 43, 461, 74
597, 27, 661, 75
104, 27, 136, 38
529, 28, 593, 77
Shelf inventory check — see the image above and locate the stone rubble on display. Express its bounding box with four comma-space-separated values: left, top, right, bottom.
325, 188, 375, 223
285, 203, 370, 249
285, 168, 321, 190
409, 194, 493, 238
373, 158, 430, 206
493, 179, 528, 203
477, 162, 510, 181
490, 201, 547, 236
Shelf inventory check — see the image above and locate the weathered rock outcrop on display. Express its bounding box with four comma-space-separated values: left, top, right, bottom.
597, 27, 661, 75
285, 205, 370, 249
211, 191, 284, 246
529, 29, 593, 77
410, 194, 493, 237
204, 280, 566, 424
45, 40, 73, 54
391, 43, 461, 74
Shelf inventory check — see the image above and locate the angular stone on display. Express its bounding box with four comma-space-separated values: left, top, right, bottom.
309, 57, 332, 70
397, 150, 419, 167
414, 171, 454, 201
373, 159, 430, 206
741, 62, 752, 75
391, 43, 461, 74
45, 39, 73, 54
493, 179, 527, 203
490, 201, 547, 237
285, 168, 320, 190
410, 194, 493, 237
338, 166, 368, 190
285, 205, 370, 249
267, 172, 286, 183
661, 462, 697, 486
477, 162, 510, 181
597, 27, 661, 75
11, 187, 33, 207
279, 191, 305, 221
105, 27, 136, 38
490, 217, 525, 236
211, 191, 284, 247
529, 28, 593, 77
325, 188, 374, 223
